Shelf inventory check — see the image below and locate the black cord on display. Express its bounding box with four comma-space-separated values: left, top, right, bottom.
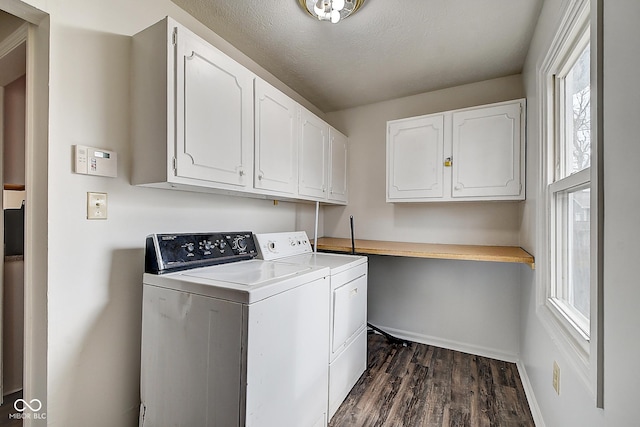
367, 322, 410, 347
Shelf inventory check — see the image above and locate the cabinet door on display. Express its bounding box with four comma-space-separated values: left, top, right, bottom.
174, 26, 254, 187
254, 79, 298, 195
328, 128, 348, 204
451, 101, 523, 199
387, 115, 445, 200
299, 109, 329, 200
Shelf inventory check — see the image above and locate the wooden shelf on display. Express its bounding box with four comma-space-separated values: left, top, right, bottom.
315, 237, 535, 269
4, 184, 25, 191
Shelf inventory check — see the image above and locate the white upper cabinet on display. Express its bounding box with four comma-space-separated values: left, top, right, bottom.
299, 108, 329, 200
132, 17, 254, 193
175, 25, 254, 188
254, 79, 299, 196
328, 128, 348, 204
386, 99, 525, 202
387, 114, 445, 200
451, 101, 523, 199
132, 17, 349, 204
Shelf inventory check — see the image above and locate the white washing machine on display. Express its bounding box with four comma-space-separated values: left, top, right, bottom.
140, 232, 331, 427
254, 231, 368, 419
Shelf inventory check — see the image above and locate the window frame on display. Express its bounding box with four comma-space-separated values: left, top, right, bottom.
547, 6, 592, 353
537, 0, 602, 405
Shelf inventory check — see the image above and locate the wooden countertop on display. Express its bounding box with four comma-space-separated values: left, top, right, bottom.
315, 237, 535, 269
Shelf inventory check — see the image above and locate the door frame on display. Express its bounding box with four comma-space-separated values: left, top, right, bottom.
0, 2, 49, 426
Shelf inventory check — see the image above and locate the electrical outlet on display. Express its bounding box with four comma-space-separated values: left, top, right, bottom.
87, 192, 108, 220
552, 361, 560, 395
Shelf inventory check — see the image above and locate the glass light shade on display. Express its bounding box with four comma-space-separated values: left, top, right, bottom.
314, 0, 327, 16
299, 0, 366, 23
330, 9, 341, 23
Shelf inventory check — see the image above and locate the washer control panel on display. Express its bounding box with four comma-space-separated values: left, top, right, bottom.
254, 231, 313, 261
145, 232, 258, 274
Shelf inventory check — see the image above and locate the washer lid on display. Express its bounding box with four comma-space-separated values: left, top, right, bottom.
181, 260, 314, 286
143, 260, 329, 304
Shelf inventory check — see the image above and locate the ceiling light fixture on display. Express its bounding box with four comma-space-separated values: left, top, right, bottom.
298, 0, 366, 24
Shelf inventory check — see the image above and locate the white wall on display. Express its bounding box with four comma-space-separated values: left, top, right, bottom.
324, 75, 524, 246
368, 255, 522, 361
325, 76, 527, 361
519, 0, 640, 425
3, 74, 25, 185
5, 0, 318, 425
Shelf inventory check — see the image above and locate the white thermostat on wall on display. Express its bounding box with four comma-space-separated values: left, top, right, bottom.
74, 145, 117, 178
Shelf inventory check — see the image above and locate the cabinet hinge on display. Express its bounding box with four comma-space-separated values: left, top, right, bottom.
172, 28, 177, 46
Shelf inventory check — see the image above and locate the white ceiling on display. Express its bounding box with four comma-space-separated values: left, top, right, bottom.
189, 1, 542, 112
171, 0, 544, 112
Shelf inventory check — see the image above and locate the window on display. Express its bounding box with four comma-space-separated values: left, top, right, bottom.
549, 37, 591, 343
540, 0, 601, 404
537, 0, 603, 396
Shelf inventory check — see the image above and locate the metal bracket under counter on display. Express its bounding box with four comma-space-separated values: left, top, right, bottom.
315, 237, 535, 269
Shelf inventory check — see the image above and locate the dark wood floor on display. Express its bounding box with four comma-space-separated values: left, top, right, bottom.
330, 333, 535, 427
0, 390, 23, 427
0, 336, 534, 427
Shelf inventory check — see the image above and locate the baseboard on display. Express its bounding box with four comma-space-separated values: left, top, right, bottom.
371, 324, 519, 363
2, 386, 23, 397
516, 361, 546, 427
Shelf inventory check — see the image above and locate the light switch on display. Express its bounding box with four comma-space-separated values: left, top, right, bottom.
87, 192, 108, 220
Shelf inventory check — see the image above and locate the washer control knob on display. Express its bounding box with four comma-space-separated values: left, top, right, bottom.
185, 243, 195, 252
232, 236, 247, 252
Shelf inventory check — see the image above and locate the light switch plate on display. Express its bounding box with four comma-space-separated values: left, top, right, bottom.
87, 192, 107, 220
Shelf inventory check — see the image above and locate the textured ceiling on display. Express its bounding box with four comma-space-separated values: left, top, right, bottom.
171, 0, 543, 112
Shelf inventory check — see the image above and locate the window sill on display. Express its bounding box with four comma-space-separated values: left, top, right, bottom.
538, 301, 593, 391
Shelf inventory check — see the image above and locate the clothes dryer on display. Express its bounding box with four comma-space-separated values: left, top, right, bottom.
254, 231, 368, 419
